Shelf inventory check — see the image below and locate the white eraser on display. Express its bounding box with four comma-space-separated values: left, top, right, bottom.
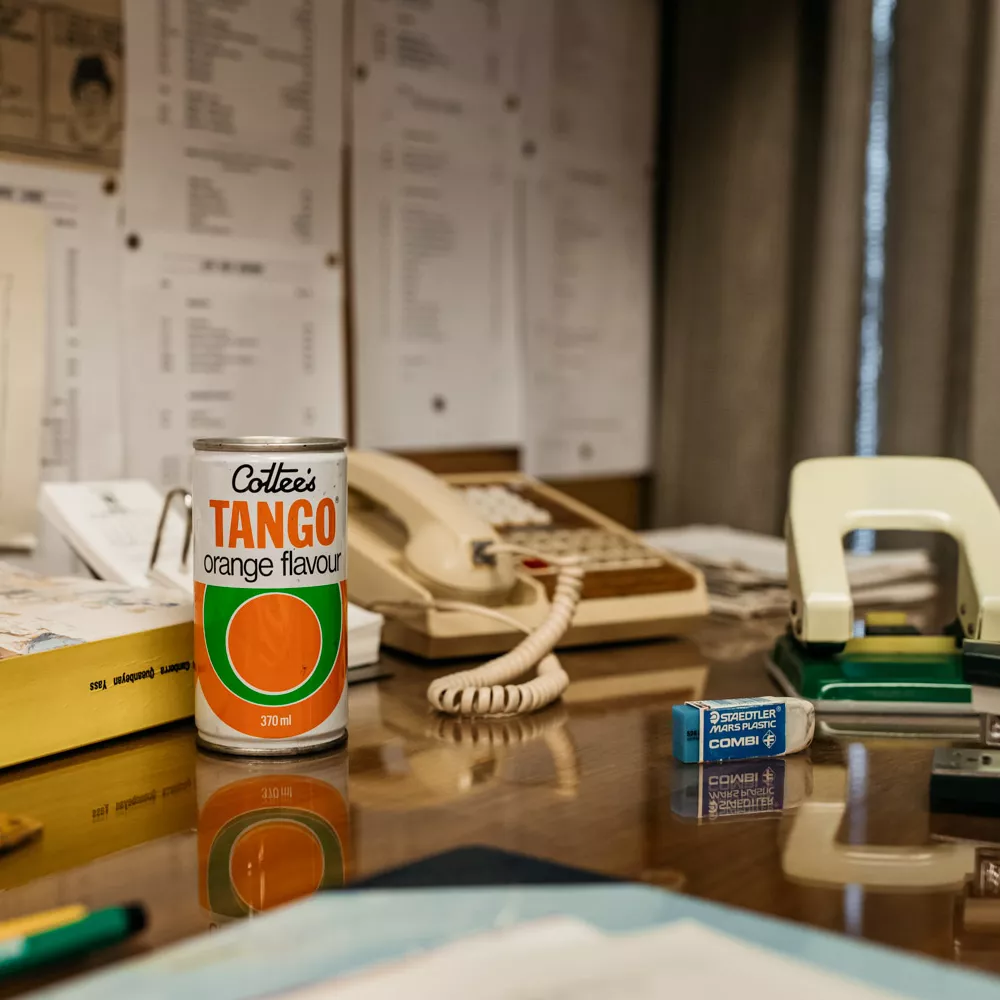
673, 696, 815, 763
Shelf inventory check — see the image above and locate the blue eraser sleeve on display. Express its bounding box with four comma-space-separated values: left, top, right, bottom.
672, 703, 701, 763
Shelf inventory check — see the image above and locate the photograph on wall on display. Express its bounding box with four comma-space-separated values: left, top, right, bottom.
0, 0, 122, 169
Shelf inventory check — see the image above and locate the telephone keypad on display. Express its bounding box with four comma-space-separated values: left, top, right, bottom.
452, 478, 696, 599
459, 485, 553, 528
457, 483, 663, 572
504, 527, 662, 570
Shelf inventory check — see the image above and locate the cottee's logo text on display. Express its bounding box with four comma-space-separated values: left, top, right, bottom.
231, 463, 316, 494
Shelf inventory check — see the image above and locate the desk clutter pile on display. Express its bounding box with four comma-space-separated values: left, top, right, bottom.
643, 524, 937, 619
4, 455, 1000, 999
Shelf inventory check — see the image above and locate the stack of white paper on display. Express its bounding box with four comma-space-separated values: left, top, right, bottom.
39, 479, 384, 671
345, 604, 385, 673
283, 917, 902, 999
40, 480, 190, 591
642, 524, 937, 619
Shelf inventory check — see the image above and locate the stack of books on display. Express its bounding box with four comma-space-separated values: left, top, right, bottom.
40, 478, 385, 678
0, 563, 194, 768
1, 478, 390, 769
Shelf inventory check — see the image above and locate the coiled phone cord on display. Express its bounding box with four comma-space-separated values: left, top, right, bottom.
374, 545, 585, 718
426, 543, 582, 717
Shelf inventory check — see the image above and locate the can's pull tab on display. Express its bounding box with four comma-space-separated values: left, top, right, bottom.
150, 487, 193, 576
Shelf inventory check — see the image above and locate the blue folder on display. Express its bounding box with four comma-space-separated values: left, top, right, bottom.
34, 884, 1000, 999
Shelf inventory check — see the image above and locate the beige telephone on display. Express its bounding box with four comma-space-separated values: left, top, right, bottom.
347, 450, 708, 718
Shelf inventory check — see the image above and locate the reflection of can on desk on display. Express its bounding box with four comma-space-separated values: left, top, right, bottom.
197, 749, 350, 925
192, 437, 348, 756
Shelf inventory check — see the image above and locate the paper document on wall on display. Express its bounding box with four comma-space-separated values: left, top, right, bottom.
351, 0, 521, 449
522, 163, 654, 477
122, 234, 346, 490
0, 0, 123, 169
0, 162, 122, 482
519, 0, 659, 166
123, 0, 343, 249
517, 0, 659, 478
0, 202, 47, 548
353, 0, 520, 93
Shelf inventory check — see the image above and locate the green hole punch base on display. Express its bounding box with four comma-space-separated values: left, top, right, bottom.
767, 631, 975, 716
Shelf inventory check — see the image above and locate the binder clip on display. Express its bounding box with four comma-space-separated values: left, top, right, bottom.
149, 487, 193, 584
768, 456, 1000, 714
0, 813, 42, 855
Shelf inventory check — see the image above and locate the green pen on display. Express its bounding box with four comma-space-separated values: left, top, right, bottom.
0, 903, 146, 978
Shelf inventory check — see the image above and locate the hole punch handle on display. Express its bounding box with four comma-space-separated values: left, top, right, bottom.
149, 487, 192, 577
787, 457, 1000, 645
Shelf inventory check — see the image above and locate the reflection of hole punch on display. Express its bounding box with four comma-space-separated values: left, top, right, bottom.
149, 487, 192, 580
783, 765, 975, 890
952, 848, 1000, 958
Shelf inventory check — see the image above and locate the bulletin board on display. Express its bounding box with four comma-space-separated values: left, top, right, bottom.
0, 0, 659, 547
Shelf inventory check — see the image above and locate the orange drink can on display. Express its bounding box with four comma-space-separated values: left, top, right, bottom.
192, 437, 348, 755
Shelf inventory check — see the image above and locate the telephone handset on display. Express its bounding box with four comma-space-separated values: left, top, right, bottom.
349, 450, 581, 717
347, 450, 515, 601
347, 451, 709, 719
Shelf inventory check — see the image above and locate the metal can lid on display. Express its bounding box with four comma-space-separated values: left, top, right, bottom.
193, 436, 347, 454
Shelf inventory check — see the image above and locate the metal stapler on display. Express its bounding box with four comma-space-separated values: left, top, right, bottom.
769, 456, 1000, 716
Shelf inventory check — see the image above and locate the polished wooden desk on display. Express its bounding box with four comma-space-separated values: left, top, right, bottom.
2, 617, 999, 995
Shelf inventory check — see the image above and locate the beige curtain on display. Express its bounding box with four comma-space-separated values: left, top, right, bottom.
653, 0, 1000, 533
854, 0, 1000, 500
880, 0, 986, 464
963, 1, 1000, 489
653, 0, 871, 534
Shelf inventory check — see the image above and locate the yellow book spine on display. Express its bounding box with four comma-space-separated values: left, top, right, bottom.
0, 623, 195, 769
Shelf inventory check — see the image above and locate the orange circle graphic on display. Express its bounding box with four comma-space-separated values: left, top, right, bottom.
229, 820, 325, 911
227, 593, 322, 694
196, 580, 348, 738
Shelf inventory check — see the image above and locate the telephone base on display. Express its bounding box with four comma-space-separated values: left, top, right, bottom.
382, 613, 706, 661
768, 630, 975, 715
347, 457, 710, 660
